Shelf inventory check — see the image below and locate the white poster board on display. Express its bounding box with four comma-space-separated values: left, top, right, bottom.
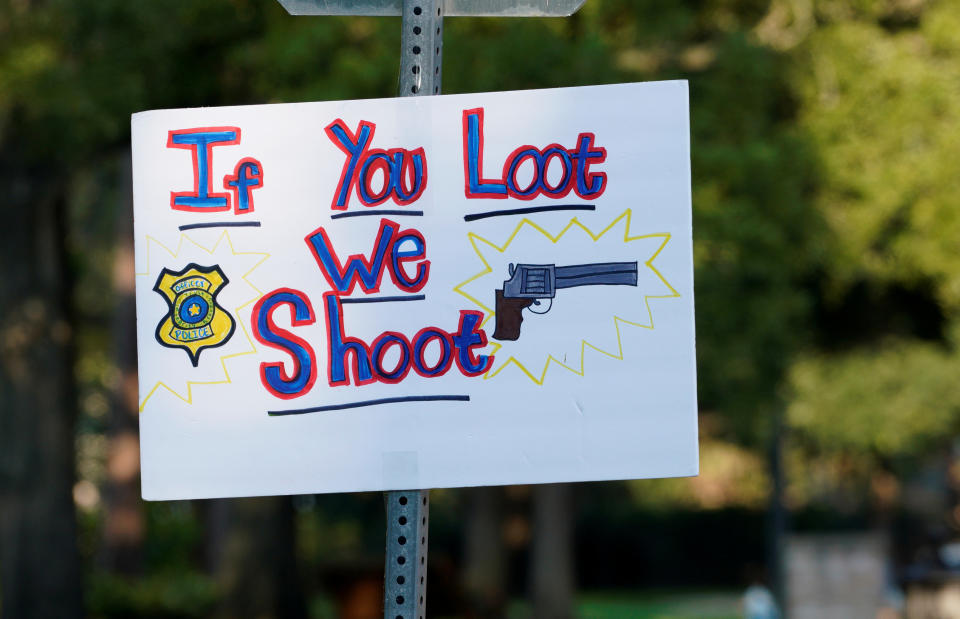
132, 81, 698, 500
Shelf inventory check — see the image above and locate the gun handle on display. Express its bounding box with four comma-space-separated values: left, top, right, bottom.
493, 289, 535, 341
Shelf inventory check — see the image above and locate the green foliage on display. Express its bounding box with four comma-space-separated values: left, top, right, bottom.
84, 504, 216, 617
793, 3, 960, 308
781, 1, 960, 488
229, 13, 400, 102
88, 571, 216, 619
143, 502, 206, 571
506, 590, 740, 619
789, 339, 960, 456
690, 35, 824, 438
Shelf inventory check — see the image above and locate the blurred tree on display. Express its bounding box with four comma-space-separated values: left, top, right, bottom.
211, 498, 306, 619
0, 1, 319, 614
99, 152, 144, 576
0, 160, 84, 618
781, 0, 960, 505
462, 486, 508, 618
530, 484, 576, 619
0, 4, 88, 615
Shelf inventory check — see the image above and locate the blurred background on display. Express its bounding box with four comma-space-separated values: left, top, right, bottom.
2, 0, 960, 617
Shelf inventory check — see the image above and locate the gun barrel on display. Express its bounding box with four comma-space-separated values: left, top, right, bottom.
554, 262, 637, 288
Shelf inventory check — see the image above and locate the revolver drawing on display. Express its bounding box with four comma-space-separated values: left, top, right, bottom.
493, 261, 639, 341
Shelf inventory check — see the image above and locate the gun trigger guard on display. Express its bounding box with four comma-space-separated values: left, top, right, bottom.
527, 298, 552, 315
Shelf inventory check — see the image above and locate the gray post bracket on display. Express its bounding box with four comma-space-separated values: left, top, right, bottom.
384, 490, 430, 619
278, 0, 585, 17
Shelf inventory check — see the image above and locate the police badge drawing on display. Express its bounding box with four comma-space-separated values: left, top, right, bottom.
153, 263, 235, 366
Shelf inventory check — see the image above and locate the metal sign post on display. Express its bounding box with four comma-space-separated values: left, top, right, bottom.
384, 489, 430, 619
275, 1, 586, 616
384, 5, 442, 615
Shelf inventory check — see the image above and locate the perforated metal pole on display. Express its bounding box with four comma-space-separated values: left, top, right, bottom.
384, 490, 430, 619
384, 6, 441, 618
398, 0, 443, 96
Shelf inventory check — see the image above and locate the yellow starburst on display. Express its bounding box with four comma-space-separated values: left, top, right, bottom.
136, 230, 269, 412
453, 208, 680, 384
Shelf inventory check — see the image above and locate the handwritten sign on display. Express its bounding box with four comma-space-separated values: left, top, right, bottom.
132, 81, 698, 500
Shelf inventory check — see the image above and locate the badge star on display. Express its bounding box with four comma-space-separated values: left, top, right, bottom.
188, 303, 201, 317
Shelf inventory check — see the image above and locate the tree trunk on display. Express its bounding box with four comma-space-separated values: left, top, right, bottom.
0, 169, 84, 618
211, 497, 307, 619
99, 153, 144, 575
462, 486, 507, 618
530, 483, 575, 619
767, 407, 788, 615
